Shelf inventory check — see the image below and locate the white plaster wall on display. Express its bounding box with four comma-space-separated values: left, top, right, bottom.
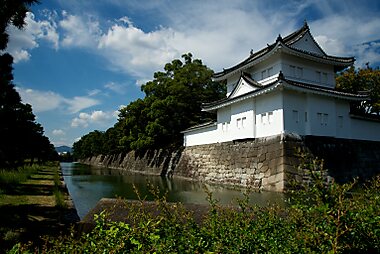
255, 91, 284, 138
251, 55, 281, 84
335, 100, 351, 138
183, 124, 218, 146
229, 99, 255, 140
281, 54, 335, 89
217, 106, 232, 142
306, 93, 337, 136
283, 90, 307, 135
350, 118, 380, 141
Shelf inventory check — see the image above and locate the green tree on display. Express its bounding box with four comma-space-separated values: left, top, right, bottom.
0, 0, 39, 50
72, 130, 106, 159
0, 0, 55, 167
126, 53, 225, 151
336, 65, 380, 115
73, 53, 226, 158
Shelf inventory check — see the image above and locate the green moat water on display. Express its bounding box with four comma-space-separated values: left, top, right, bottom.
61, 162, 284, 219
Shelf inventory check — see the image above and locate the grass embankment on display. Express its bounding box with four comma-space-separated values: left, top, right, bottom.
0, 162, 79, 251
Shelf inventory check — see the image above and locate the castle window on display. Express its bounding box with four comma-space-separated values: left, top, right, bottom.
236, 118, 241, 129
338, 116, 343, 128
317, 112, 328, 126
261, 70, 267, 79
268, 112, 273, 124
304, 112, 308, 122
316, 71, 321, 83
261, 113, 267, 124
296, 67, 303, 78
268, 67, 273, 76
323, 114, 328, 125
222, 122, 227, 132
290, 65, 296, 77
322, 72, 328, 83
241, 117, 246, 128
292, 110, 299, 123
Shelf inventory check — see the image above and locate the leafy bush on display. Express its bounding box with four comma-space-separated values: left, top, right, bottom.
11, 159, 380, 254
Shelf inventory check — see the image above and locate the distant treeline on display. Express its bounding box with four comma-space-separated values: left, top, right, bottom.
73, 53, 226, 159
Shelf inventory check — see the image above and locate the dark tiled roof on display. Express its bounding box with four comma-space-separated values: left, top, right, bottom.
202, 79, 280, 111
282, 78, 368, 99
181, 121, 216, 133
203, 74, 366, 111
213, 22, 354, 80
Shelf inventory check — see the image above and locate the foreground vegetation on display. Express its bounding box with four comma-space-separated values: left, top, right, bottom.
0, 163, 77, 251
12, 159, 380, 254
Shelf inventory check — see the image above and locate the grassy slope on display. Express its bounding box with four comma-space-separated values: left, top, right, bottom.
0, 164, 79, 251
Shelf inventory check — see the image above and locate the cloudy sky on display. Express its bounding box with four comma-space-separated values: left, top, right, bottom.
6, 0, 380, 147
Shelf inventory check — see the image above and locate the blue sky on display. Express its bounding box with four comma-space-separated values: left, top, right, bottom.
5, 0, 380, 147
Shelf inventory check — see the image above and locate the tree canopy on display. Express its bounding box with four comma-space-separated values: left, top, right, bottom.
73, 53, 226, 159
0, 0, 56, 168
336, 65, 380, 115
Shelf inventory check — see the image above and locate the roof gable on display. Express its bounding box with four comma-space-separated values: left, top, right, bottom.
229, 73, 262, 99
289, 31, 325, 56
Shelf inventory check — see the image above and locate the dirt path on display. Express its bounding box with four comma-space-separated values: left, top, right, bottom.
0, 165, 79, 251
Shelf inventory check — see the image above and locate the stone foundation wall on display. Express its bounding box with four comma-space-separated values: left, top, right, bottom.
175, 134, 291, 192
79, 149, 182, 176
79, 134, 380, 192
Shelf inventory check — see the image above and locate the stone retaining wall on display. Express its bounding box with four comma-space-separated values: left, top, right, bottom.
79, 149, 182, 176
175, 134, 293, 191
79, 134, 380, 192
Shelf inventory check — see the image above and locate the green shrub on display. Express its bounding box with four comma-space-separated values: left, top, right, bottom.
11, 159, 380, 254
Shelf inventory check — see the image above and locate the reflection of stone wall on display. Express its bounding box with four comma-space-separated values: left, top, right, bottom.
80, 134, 380, 192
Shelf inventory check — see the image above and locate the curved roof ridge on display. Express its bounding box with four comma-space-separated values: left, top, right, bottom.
213, 22, 354, 80
241, 72, 262, 88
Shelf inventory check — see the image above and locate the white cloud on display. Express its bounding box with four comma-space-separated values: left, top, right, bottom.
98, 23, 178, 78
16, 87, 63, 112
71, 110, 117, 128
16, 87, 100, 113
87, 89, 102, 96
64, 96, 100, 114
59, 11, 101, 48
104, 81, 129, 94
6, 11, 59, 62
310, 14, 380, 66
7, 1, 380, 76
52, 129, 65, 136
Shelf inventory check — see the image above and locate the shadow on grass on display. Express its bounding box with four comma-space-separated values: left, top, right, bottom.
0, 204, 79, 251
3, 183, 54, 196
0, 167, 80, 251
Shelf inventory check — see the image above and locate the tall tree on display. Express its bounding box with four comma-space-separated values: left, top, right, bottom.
336, 65, 380, 115
124, 53, 225, 151
0, 0, 39, 50
0, 0, 56, 167
73, 53, 226, 159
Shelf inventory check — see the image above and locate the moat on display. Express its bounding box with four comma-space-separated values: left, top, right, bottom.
61, 162, 284, 219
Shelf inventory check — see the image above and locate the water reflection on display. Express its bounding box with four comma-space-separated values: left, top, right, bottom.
61, 162, 284, 219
